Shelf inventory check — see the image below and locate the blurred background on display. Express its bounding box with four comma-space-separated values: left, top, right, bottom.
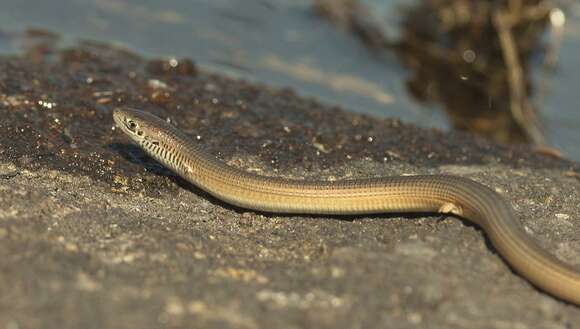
0, 0, 578, 160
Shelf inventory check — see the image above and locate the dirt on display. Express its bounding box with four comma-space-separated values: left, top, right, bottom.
0, 40, 579, 329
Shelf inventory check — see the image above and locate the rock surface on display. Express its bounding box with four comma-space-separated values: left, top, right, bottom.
0, 42, 579, 329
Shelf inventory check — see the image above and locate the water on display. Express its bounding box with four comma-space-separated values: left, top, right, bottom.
0, 0, 577, 160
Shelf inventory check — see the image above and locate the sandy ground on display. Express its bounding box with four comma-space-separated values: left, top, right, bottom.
0, 42, 579, 329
